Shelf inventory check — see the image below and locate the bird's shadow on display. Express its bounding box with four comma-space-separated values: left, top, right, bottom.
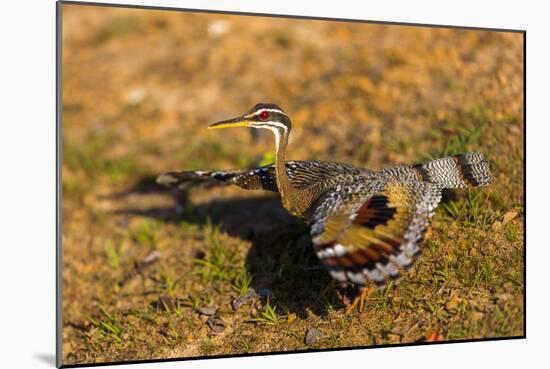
113, 176, 346, 318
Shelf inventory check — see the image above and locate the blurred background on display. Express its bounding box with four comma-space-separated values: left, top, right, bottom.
61, 3, 524, 365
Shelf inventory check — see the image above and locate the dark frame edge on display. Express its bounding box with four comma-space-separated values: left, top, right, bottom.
56, 1, 63, 368
522, 30, 526, 339
58, 0, 526, 34
58, 335, 525, 368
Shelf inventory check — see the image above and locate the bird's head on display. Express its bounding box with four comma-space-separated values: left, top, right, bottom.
208, 103, 292, 136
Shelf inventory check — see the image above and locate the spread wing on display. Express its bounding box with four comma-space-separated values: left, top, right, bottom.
157, 160, 369, 192
310, 180, 442, 288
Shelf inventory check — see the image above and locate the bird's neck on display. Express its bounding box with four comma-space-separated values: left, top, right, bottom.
272, 127, 309, 218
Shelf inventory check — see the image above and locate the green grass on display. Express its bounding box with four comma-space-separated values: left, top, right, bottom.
178, 295, 201, 311
463, 190, 496, 228
178, 221, 203, 239
363, 283, 396, 313
128, 307, 161, 327
63, 132, 146, 185
356, 141, 372, 164
425, 125, 485, 160
318, 288, 343, 314
178, 138, 252, 171
104, 241, 120, 270
504, 222, 522, 243
259, 151, 276, 167
95, 16, 140, 44
199, 339, 215, 355
161, 324, 180, 343
446, 320, 483, 340
239, 337, 252, 353
249, 299, 283, 326
423, 106, 490, 161
129, 220, 160, 247
440, 189, 496, 229
159, 272, 179, 296
62, 179, 92, 201
190, 220, 256, 306
231, 270, 254, 296
87, 306, 124, 343
104, 157, 142, 183
434, 259, 451, 285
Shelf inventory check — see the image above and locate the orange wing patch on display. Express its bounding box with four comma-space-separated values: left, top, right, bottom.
312, 181, 441, 288
352, 194, 397, 229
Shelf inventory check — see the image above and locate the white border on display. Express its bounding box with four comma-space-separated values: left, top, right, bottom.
2, 1, 546, 368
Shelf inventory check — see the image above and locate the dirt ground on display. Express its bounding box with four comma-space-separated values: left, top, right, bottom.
60, 3, 524, 365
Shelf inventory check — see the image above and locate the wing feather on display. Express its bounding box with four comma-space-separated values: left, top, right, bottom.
311, 180, 441, 288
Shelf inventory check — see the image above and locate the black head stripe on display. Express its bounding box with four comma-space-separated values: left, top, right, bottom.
252, 111, 287, 122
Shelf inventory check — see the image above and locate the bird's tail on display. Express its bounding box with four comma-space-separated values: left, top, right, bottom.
156, 169, 245, 190
413, 152, 492, 188
380, 152, 492, 189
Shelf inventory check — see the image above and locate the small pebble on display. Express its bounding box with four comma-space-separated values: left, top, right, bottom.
142, 250, 161, 265
207, 20, 230, 38
232, 297, 247, 311
198, 307, 217, 316
508, 125, 520, 135
305, 328, 324, 345
158, 295, 176, 312
125, 87, 146, 105
206, 315, 225, 333
231, 290, 258, 311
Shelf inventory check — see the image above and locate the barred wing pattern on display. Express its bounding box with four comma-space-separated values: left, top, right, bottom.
311, 180, 442, 288
157, 160, 370, 192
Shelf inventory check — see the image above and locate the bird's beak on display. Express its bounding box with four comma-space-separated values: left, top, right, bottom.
208, 115, 251, 130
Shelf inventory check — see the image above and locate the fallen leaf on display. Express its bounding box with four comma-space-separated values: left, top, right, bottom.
502, 211, 518, 226
425, 331, 444, 342
287, 313, 297, 324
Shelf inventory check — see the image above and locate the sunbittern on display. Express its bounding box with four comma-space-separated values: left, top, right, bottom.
158, 103, 492, 310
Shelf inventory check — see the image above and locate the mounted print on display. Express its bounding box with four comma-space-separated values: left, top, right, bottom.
57, 1, 525, 367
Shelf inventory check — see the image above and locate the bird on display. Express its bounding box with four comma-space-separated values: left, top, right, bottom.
157, 103, 492, 311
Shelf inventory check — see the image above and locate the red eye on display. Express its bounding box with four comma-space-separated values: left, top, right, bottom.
259, 111, 269, 121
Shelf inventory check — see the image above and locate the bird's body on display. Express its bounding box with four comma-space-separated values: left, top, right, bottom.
158, 103, 492, 290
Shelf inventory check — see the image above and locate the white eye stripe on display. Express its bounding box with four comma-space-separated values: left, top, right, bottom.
262, 108, 286, 115
251, 108, 287, 117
